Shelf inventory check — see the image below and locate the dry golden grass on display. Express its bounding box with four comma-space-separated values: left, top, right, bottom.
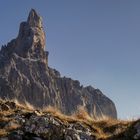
72, 105, 93, 121
0, 129, 8, 137
0, 98, 35, 111
93, 118, 133, 139
13, 98, 35, 111
42, 105, 112, 139
43, 105, 77, 123
0, 117, 11, 123
24, 100, 35, 111
43, 105, 61, 114
0, 98, 136, 140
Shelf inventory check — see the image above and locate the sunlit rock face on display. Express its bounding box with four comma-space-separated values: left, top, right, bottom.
0, 9, 117, 119
15, 9, 47, 61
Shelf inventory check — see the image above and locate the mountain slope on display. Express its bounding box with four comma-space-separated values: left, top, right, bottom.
0, 9, 117, 118
0, 100, 139, 140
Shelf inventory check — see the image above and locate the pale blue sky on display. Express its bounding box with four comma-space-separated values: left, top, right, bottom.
0, 0, 140, 119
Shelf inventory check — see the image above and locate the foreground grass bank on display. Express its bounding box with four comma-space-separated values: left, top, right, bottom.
0, 99, 139, 140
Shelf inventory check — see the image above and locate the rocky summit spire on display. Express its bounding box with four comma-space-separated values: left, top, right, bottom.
15, 9, 47, 59
27, 9, 42, 28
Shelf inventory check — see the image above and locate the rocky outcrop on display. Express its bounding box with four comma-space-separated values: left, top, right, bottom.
0, 101, 96, 140
0, 100, 138, 140
0, 9, 117, 118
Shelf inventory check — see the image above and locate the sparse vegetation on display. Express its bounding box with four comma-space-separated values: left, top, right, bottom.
0, 99, 139, 139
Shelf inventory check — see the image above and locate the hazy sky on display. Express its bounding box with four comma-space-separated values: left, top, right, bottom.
0, 0, 140, 119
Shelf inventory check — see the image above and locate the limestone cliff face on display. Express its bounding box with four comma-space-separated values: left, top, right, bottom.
0, 9, 117, 118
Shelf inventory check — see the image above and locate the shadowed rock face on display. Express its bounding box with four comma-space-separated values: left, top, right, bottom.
0, 9, 117, 118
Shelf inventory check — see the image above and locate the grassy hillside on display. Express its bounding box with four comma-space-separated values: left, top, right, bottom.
0, 99, 139, 140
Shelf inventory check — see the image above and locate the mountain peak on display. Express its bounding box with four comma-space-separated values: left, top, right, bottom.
13, 9, 47, 59
0, 9, 48, 63
0, 10, 117, 120
27, 9, 42, 28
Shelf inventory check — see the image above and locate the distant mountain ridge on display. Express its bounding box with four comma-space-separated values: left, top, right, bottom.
0, 9, 117, 118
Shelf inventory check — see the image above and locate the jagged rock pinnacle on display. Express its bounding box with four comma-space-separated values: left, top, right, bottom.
15, 9, 47, 59
27, 9, 43, 28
